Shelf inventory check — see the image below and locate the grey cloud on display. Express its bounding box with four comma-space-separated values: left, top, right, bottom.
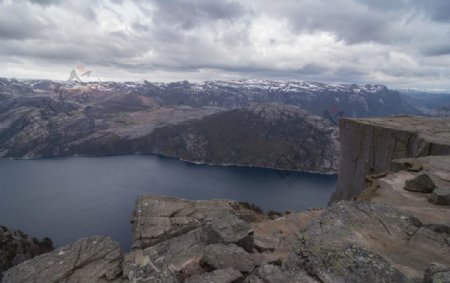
423, 45, 450, 56
265, 0, 409, 45
418, 0, 450, 22
30, 0, 62, 6
0, 3, 55, 40
150, 0, 246, 30
360, 0, 450, 23
296, 64, 329, 75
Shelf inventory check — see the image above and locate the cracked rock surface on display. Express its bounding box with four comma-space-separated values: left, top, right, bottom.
287, 201, 449, 282
2, 236, 123, 283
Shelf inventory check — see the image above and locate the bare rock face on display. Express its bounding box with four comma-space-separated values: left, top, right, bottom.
124, 196, 269, 282
423, 263, 450, 283
202, 243, 263, 272
184, 267, 243, 283
251, 209, 323, 254
123, 195, 324, 282
332, 116, 450, 202
287, 201, 449, 282
0, 226, 53, 280
2, 236, 122, 283
243, 263, 318, 283
429, 187, 450, 205
129, 196, 265, 250
359, 155, 450, 226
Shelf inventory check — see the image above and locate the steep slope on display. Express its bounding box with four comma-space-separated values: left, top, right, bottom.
144, 104, 340, 173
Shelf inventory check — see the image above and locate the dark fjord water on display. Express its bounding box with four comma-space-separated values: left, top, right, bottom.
0, 155, 336, 250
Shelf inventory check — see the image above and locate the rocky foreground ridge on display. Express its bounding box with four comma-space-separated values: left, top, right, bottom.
2, 115, 450, 283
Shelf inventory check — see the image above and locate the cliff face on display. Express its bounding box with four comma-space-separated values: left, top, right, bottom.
331, 116, 450, 202
144, 104, 339, 173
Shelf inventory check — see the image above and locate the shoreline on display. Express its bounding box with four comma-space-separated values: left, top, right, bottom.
0, 152, 338, 175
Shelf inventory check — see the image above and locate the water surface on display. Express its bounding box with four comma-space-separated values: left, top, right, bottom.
0, 155, 336, 250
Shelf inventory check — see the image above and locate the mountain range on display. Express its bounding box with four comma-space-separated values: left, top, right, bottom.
0, 78, 422, 173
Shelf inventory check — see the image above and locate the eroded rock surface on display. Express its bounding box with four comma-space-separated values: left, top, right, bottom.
332, 116, 450, 202
2, 236, 122, 283
288, 201, 449, 282
359, 155, 450, 226
423, 263, 450, 283
124, 196, 270, 282
184, 267, 242, 283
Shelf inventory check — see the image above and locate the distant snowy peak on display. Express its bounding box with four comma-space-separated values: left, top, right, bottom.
190, 80, 387, 93
1, 77, 390, 96
179, 80, 389, 95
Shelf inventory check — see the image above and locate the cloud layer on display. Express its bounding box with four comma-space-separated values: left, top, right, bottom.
1, 0, 449, 89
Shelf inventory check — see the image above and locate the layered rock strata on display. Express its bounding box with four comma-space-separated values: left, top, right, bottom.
332, 116, 450, 202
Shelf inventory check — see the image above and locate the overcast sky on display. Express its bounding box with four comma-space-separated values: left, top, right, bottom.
1, 0, 449, 89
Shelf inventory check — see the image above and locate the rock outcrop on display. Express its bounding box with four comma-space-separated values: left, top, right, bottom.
123, 196, 281, 282
288, 201, 449, 282
0, 227, 53, 280
332, 116, 450, 202
359, 155, 450, 226
2, 236, 122, 282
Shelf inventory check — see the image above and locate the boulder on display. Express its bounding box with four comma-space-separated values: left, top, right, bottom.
2, 236, 122, 283
429, 187, 450, 205
404, 173, 436, 193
